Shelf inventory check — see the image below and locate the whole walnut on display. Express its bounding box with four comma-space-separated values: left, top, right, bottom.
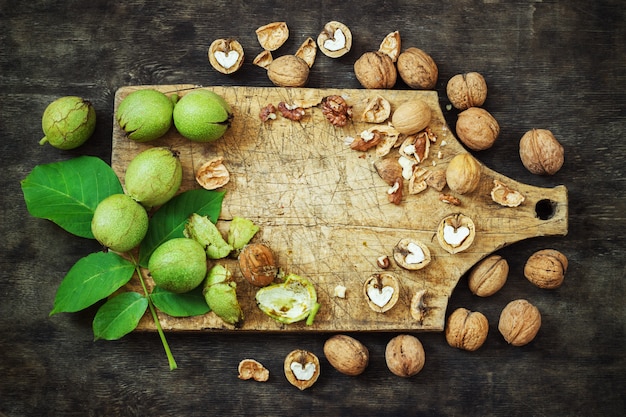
323, 334, 369, 376
456, 107, 500, 151
468, 254, 509, 297
397, 47, 438, 89
445, 308, 489, 351
524, 249, 568, 289
267, 55, 310, 87
498, 299, 541, 346
354, 51, 397, 89
519, 129, 564, 175
385, 334, 425, 377
445, 152, 482, 194
446, 72, 488, 110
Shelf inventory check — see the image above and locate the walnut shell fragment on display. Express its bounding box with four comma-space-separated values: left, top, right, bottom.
295, 37, 317, 68
195, 157, 230, 190
256, 21, 289, 51
253, 50, 273, 69
208, 38, 245, 74
284, 349, 320, 390
491, 179, 525, 207
378, 31, 401, 62
238, 359, 269, 382
393, 238, 431, 270
317, 21, 352, 58
361, 95, 391, 123
363, 273, 400, 313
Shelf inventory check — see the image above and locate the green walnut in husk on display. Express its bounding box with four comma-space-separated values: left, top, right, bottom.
116, 89, 176, 142
173, 89, 232, 142
40, 96, 96, 150
203, 264, 243, 326
148, 238, 208, 294
91, 193, 148, 253
255, 273, 320, 325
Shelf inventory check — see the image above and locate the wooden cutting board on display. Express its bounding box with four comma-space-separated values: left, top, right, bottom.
111, 85, 568, 333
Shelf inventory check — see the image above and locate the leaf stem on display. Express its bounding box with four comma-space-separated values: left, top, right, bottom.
133, 260, 178, 370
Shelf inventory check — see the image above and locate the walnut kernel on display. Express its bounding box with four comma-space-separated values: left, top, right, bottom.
321, 95, 352, 127
364, 273, 400, 313
437, 213, 476, 254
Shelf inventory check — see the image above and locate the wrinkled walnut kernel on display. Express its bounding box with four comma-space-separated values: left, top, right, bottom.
277, 101, 306, 121
321, 95, 353, 127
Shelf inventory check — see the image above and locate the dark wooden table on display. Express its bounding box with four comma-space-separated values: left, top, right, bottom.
2, 1, 625, 416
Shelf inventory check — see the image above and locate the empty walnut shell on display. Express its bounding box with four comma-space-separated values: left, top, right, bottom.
323, 334, 369, 376
397, 47, 438, 90
393, 238, 431, 270
361, 95, 391, 123
490, 179, 525, 207
498, 299, 541, 346
524, 249, 568, 289
437, 213, 476, 254
195, 157, 230, 190
456, 107, 500, 151
317, 21, 352, 58
284, 349, 320, 390
378, 31, 401, 62
445, 308, 489, 351
256, 21, 289, 51
519, 128, 564, 175
238, 359, 269, 382
446, 72, 488, 110
468, 254, 509, 297
363, 273, 400, 313
295, 37, 317, 68
208, 38, 245, 75
354, 51, 397, 89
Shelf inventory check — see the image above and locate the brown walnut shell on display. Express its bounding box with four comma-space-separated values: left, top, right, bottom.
354, 51, 397, 89
456, 107, 500, 151
524, 249, 568, 289
519, 129, 564, 175
437, 213, 476, 254
378, 31, 401, 62
393, 238, 431, 271
385, 334, 425, 377
468, 254, 509, 297
323, 335, 369, 376
256, 21, 289, 51
208, 38, 245, 75
237, 359, 269, 382
284, 349, 320, 390
397, 47, 438, 89
238, 243, 277, 287
446, 72, 488, 110
363, 273, 400, 313
267, 55, 310, 88
445, 308, 489, 351
445, 153, 482, 195
498, 299, 541, 346
317, 21, 352, 58
391, 99, 431, 135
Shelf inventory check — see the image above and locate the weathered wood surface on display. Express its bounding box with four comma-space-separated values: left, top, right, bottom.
112, 85, 567, 332
3, 1, 626, 416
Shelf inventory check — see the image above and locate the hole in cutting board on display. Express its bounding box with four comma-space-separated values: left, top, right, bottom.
535, 199, 556, 220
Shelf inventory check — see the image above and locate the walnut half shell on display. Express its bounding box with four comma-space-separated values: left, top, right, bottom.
393, 238, 431, 270
437, 213, 476, 254
363, 273, 400, 313
284, 349, 320, 390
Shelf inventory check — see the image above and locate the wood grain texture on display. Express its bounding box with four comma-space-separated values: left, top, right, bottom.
113, 85, 566, 332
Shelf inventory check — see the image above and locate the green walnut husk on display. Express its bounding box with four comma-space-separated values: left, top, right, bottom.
91, 193, 148, 253
148, 238, 208, 294
124, 147, 183, 209
227, 216, 260, 251
40, 96, 96, 150
173, 89, 232, 142
255, 273, 320, 325
203, 264, 243, 326
184, 213, 233, 259
116, 89, 177, 142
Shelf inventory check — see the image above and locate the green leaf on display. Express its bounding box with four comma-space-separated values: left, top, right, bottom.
20, 156, 123, 239
150, 286, 210, 317
50, 251, 136, 315
93, 292, 148, 341
138, 189, 225, 267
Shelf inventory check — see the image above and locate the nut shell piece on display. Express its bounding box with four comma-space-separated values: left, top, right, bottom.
256, 21, 289, 51
295, 37, 317, 68
354, 51, 397, 89
208, 38, 244, 74
468, 254, 509, 297
456, 107, 500, 151
393, 238, 431, 270
238, 359, 269, 382
524, 249, 568, 289
363, 273, 400, 313
445, 308, 489, 351
284, 349, 320, 390
490, 179, 525, 207
385, 334, 425, 377
391, 99, 432, 135
378, 31, 402, 62
397, 47, 438, 90
195, 156, 230, 190
361, 95, 391, 123
323, 335, 369, 376
437, 213, 476, 254
445, 152, 482, 195
498, 299, 542, 346
519, 128, 564, 175
317, 21, 352, 58
446, 72, 488, 110
267, 55, 310, 87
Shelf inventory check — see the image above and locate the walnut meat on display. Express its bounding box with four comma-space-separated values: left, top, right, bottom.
397, 47, 438, 89
524, 249, 568, 289
519, 129, 564, 175
468, 254, 509, 297
456, 107, 500, 151
498, 299, 541, 346
445, 308, 489, 351
385, 334, 425, 377
323, 335, 369, 376
446, 72, 488, 110
354, 51, 397, 89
